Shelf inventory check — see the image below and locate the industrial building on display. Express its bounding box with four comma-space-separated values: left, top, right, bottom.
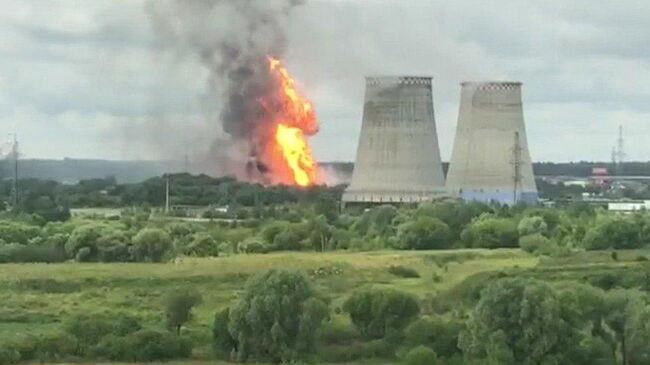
446, 81, 538, 205
342, 76, 446, 203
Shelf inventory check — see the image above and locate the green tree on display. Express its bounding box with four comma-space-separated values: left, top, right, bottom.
212, 308, 237, 358
164, 288, 203, 335
403, 345, 437, 365
396, 217, 452, 250
583, 216, 642, 250
603, 289, 650, 365
65, 223, 105, 261
131, 228, 172, 262
96, 228, 131, 262
459, 278, 585, 365
228, 269, 328, 363
404, 317, 461, 358
517, 216, 548, 237
460, 216, 519, 248
343, 288, 420, 339
184, 233, 219, 257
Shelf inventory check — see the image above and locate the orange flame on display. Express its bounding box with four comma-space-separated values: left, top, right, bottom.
265, 57, 320, 186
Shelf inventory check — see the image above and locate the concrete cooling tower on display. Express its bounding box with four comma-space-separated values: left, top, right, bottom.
446, 81, 538, 205
342, 76, 446, 204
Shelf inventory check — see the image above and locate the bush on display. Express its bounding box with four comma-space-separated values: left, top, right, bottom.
65, 224, 104, 260
33, 332, 78, 362
131, 228, 172, 262
237, 238, 268, 254
112, 315, 142, 336
0, 348, 20, 365
460, 217, 519, 248
0, 243, 66, 263
388, 265, 420, 278
517, 216, 548, 237
64, 314, 113, 353
228, 269, 329, 363
319, 321, 359, 346
583, 217, 642, 250
212, 308, 237, 357
403, 346, 437, 365
164, 288, 203, 335
344, 288, 420, 339
184, 233, 219, 257
111, 329, 192, 362
396, 217, 452, 250
404, 317, 461, 358
519, 233, 555, 255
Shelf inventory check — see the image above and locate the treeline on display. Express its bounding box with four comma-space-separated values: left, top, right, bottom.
1, 198, 650, 264
0, 174, 345, 221
2, 267, 649, 364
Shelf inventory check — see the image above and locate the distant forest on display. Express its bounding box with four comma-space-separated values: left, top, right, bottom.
0, 159, 649, 184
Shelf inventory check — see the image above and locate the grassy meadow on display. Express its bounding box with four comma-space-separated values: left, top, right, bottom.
2, 248, 649, 364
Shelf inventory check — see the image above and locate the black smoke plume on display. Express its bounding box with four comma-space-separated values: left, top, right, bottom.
148, 0, 305, 179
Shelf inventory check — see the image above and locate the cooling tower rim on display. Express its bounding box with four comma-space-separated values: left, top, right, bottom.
461, 81, 522, 90
366, 76, 432, 86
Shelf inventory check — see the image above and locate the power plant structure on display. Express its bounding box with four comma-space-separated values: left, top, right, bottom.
446, 81, 538, 205
342, 76, 446, 204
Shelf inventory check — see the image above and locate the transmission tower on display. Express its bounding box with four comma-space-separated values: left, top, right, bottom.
511, 131, 523, 204
615, 125, 625, 175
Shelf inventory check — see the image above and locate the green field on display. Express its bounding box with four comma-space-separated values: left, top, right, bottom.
2, 248, 648, 364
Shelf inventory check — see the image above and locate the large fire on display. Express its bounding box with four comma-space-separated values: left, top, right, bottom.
260, 57, 321, 187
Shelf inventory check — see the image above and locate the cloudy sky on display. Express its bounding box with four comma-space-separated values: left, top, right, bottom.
1, 0, 649, 163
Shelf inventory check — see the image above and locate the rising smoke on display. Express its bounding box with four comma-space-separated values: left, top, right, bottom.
147, 0, 306, 180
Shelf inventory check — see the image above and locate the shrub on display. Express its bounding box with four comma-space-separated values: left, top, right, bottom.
212, 308, 237, 357
519, 233, 555, 255
403, 346, 437, 365
184, 233, 219, 257
33, 332, 77, 362
164, 288, 203, 335
124, 329, 192, 361
517, 216, 548, 237
112, 315, 142, 336
396, 217, 452, 250
228, 269, 329, 363
65, 224, 104, 260
0, 243, 66, 263
583, 217, 642, 250
237, 238, 267, 254
460, 216, 519, 248
0, 222, 42, 245
0, 347, 20, 365
388, 265, 420, 278
404, 317, 461, 358
64, 314, 113, 353
96, 230, 131, 262
131, 228, 172, 262
319, 321, 359, 345
343, 288, 420, 339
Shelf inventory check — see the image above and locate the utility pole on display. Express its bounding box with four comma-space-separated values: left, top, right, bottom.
511, 131, 523, 205
11, 133, 18, 211
165, 174, 170, 215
